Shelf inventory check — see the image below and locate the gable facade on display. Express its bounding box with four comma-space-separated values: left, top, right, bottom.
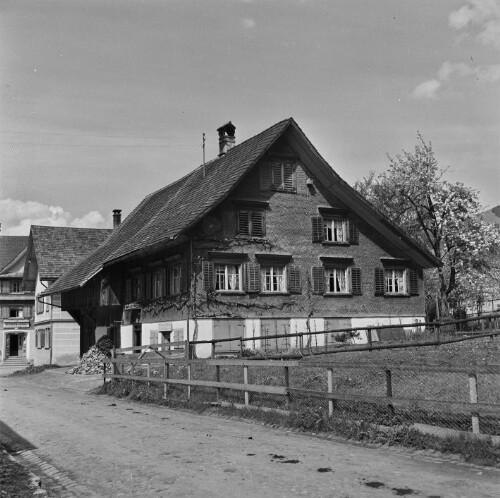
49, 120, 438, 357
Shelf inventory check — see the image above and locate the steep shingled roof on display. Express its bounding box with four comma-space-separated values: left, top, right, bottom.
45, 118, 293, 294
30, 226, 113, 280
0, 236, 28, 272
44, 118, 441, 296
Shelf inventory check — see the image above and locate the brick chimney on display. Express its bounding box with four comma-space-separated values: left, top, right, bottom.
217, 122, 236, 156
113, 209, 122, 229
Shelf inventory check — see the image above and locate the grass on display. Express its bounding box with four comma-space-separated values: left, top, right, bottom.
9, 364, 62, 377
0, 450, 34, 497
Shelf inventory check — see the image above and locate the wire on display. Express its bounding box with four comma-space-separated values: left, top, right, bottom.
0, 130, 200, 139
0, 141, 200, 148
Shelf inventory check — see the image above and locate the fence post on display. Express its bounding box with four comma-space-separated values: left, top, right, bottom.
163, 361, 169, 400
211, 341, 216, 359
299, 333, 304, 351
185, 339, 190, 359
187, 363, 191, 401
146, 362, 151, 387
215, 364, 221, 402
243, 365, 250, 406
111, 347, 116, 381
468, 373, 480, 434
327, 367, 334, 417
385, 369, 394, 416
284, 366, 291, 409
367, 329, 373, 350
240, 337, 244, 358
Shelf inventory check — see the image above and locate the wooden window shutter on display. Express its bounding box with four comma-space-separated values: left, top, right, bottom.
271, 163, 282, 188
202, 261, 215, 292
374, 268, 385, 296
409, 269, 419, 296
351, 267, 362, 295
145, 273, 152, 300
45, 329, 51, 349
251, 211, 265, 237
311, 266, 325, 294
348, 219, 359, 245
125, 278, 132, 303
312, 216, 323, 242
237, 211, 250, 235
35, 330, 39, 349
283, 163, 295, 191
245, 262, 261, 293
260, 163, 272, 190
288, 265, 301, 294
180, 264, 188, 293
163, 267, 169, 296
40, 330, 45, 349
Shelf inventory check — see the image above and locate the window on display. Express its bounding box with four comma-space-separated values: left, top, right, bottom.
325, 267, 349, 294
312, 264, 362, 296
170, 265, 182, 295
215, 264, 241, 291
37, 297, 44, 314
237, 210, 265, 237
323, 218, 347, 243
312, 216, 359, 244
375, 266, 419, 296
260, 162, 296, 192
153, 270, 163, 298
385, 269, 406, 294
45, 295, 51, 312
9, 308, 23, 318
261, 265, 286, 293
10, 281, 21, 293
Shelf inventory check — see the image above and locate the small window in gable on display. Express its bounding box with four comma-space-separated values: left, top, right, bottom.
375, 262, 419, 297
260, 162, 296, 192
237, 210, 265, 237
323, 218, 347, 243
215, 263, 242, 292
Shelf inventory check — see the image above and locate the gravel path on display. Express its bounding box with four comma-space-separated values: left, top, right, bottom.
0, 370, 499, 497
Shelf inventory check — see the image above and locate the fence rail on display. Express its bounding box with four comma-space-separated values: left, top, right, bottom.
105, 340, 500, 439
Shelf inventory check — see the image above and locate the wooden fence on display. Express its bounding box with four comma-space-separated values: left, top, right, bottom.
105, 354, 500, 437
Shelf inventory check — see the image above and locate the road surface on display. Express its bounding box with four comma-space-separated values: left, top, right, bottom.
0, 370, 498, 497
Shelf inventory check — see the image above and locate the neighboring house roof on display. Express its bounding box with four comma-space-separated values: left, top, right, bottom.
44, 118, 440, 296
0, 236, 28, 272
28, 225, 113, 281
482, 205, 500, 228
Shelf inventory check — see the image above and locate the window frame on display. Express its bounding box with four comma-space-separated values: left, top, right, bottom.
261, 264, 287, 293
323, 217, 348, 243
236, 209, 266, 238
153, 269, 164, 298
214, 263, 243, 292
384, 268, 408, 296
324, 266, 350, 294
170, 265, 182, 295
9, 280, 21, 293
9, 307, 23, 318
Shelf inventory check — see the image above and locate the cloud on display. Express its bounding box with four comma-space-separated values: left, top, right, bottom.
412, 61, 500, 99
241, 18, 256, 29
0, 198, 109, 235
449, 0, 500, 49
412, 79, 441, 99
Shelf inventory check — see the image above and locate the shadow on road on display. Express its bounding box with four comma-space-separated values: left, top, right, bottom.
0, 420, 37, 453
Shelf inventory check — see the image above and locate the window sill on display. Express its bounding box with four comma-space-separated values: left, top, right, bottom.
215, 291, 246, 295
324, 293, 353, 297
270, 187, 297, 194
383, 293, 410, 298
321, 241, 350, 246
260, 292, 291, 296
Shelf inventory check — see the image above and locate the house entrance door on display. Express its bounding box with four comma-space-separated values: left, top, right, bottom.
8, 334, 19, 357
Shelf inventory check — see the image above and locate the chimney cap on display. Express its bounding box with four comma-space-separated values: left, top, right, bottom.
217, 121, 236, 137
113, 209, 122, 214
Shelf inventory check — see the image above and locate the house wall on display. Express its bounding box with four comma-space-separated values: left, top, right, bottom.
112, 148, 427, 357
31, 276, 80, 365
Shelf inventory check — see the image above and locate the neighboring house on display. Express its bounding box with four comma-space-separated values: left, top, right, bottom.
23, 225, 113, 365
0, 236, 34, 363
44, 119, 440, 357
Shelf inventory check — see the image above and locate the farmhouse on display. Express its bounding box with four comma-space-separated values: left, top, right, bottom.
23, 225, 112, 363
43, 118, 440, 357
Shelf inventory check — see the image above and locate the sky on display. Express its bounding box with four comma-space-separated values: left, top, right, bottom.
0, 0, 499, 235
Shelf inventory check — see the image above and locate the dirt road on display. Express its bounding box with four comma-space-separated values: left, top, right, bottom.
0, 370, 498, 498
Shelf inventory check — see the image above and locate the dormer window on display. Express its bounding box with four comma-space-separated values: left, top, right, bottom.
323, 218, 347, 243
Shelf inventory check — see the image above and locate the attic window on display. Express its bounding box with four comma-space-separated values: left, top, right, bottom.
260, 162, 297, 192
